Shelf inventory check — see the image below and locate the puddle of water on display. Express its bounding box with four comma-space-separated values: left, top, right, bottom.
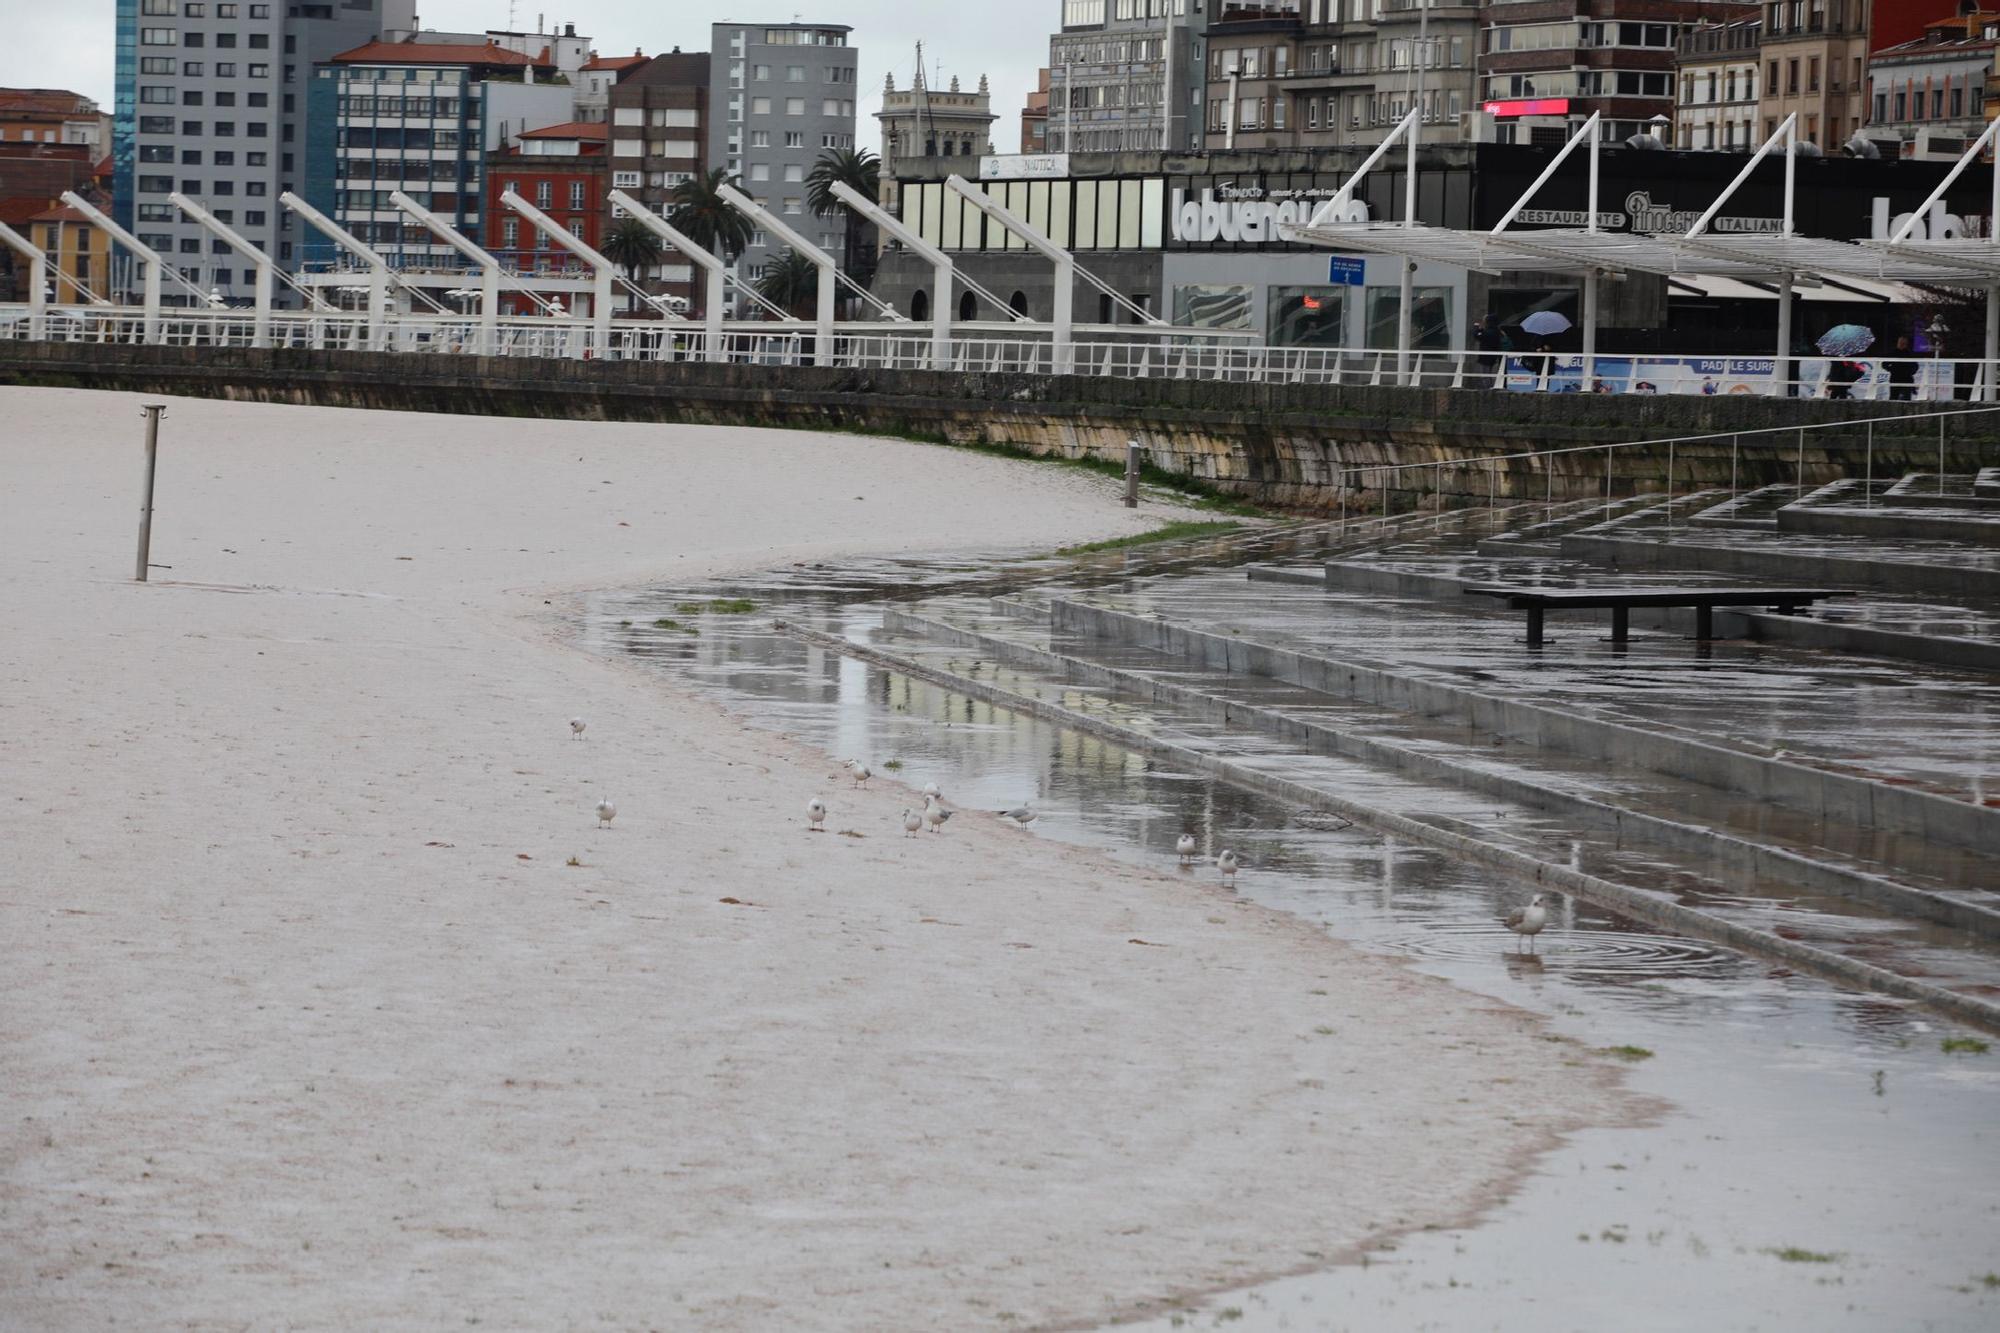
581, 551, 2000, 1333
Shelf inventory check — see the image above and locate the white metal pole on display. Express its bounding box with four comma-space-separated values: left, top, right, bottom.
1398, 3, 1427, 387
1225, 72, 1239, 150
280, 191, 394, 350
944, 174, 1077, 371
1160, 0, 1174, 151
830, 179, 955, 369
717, 183, 840, 367
501, 190, 616, 357
60, 190, 169, 342
607, 190, 732, 362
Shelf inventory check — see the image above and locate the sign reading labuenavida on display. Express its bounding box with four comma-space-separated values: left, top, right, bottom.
1169, 186, 1368, 244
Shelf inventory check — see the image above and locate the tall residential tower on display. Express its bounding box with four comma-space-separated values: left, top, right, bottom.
114, 0, 414, 301
707, 21, 859, 311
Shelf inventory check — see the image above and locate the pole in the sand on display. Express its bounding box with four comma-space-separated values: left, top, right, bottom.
1124, 439, 1141, 509
136, 404, 164, 582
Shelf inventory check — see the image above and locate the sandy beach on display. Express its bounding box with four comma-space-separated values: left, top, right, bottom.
0, 388, 1628, 1329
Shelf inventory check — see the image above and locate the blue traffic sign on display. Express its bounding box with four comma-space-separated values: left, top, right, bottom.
1327, 256, 1365, 286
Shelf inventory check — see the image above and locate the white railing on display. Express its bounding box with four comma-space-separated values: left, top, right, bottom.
0, 301, 1992, 402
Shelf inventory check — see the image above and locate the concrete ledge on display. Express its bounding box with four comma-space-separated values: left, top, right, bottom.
1738, 610, 2000, 673
1048, 598, 1999, 853
781, 617, 2000, 1035
1777, 503, 2000, 547
883, 604, 2000, 940
1563, 531, 2000, 599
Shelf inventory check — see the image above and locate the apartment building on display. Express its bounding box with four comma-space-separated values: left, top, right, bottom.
1047, 0, 1203, 153
0, 89, 111, 151
575, 52, 649, 124
1202, 0, 1478, 150
606, 50, 709, 310
307, 38, 573, 269
114, 0, 414, 302
1864, 8, 1998, 152
708, 21, 859, 303
1479, 1, 1707, 146
1674, 14, 1760, 151
1756, 0, 1967, 150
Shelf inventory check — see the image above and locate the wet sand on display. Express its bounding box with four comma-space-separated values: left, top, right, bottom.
0, 389, 1632, 1329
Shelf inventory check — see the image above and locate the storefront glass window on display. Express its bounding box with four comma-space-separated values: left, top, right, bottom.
1269, 286, 1346, 347
1173, 284, 1254, 330
1364, 285, 1453, 350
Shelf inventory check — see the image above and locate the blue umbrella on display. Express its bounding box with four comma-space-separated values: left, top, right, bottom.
1816, 323, 1875, 357
1520, 310, 1572, 336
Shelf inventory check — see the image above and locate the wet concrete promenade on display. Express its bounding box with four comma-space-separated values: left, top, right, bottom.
580, 475, 2000, 1329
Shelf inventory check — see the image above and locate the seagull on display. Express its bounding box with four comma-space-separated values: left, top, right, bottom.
595, 798, 616, 828
1217, 849, 1239, 882
844, 759, 871, 787
923, 796, 954, 834
996, 804, 1037, 825
922, 782, 942, 801
1503, 894, 1549, 953
807, 798, 826, 832
1176, 833, 1197, 865
901, 807, 923, 837
569, 717, 586, 740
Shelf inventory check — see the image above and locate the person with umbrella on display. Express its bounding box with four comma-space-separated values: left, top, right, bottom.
1816, 323, 1875, 399
1520, 310, 1571, 389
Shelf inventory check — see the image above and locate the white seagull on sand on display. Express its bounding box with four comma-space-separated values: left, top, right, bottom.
843, 759, 871, 787
807, 798, 827, 832
569, 717, 587, 740
901, 807, 923, 837
924, 796, 954, 833
996, 804, 1037, 825
595, 798, 616, 828
1503, 894, 1550, 953
922, 782, 942, 801
1176, 833, 1198, 865
1217, 849, 1240, 882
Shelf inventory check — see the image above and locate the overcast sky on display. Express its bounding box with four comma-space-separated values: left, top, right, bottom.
13, 0, 1046, 155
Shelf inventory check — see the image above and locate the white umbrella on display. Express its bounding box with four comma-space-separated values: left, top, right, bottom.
1520, 310, 1572, 337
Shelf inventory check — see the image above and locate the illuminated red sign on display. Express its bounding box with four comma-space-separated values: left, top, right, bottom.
1484, 98, 1572, 118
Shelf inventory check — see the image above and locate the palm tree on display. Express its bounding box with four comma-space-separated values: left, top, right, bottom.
668, 168, 755, 266
754, 248, 820, 319
805, 147, 880, 306
599, 218, 663, 314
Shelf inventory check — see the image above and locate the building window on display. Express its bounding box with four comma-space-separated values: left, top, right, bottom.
784, 131, 803, 147
751, 96, 771, 114
535, 181, 552, 207
786, 98, 805, 115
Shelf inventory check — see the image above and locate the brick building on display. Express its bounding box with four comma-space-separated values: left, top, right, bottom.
486, 120, 608, 314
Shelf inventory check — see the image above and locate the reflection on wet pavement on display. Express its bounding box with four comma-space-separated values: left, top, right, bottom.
580, 520, 2000, 1332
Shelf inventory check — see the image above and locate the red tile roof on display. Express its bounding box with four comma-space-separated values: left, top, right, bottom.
27, 202, 89, 223
0, 88, 98, 117
329, 39, 549, 68
581, 54, 648, 72
518, 121, 609, 140
0, 195, 53, 225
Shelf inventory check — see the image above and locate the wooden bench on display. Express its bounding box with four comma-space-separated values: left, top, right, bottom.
1463, 585, 1841, 647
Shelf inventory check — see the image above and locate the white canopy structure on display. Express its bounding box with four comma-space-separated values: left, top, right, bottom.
1282, 110, 2000, 396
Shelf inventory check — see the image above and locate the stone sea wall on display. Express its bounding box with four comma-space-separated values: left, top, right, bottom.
5, 342, 1995, 510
